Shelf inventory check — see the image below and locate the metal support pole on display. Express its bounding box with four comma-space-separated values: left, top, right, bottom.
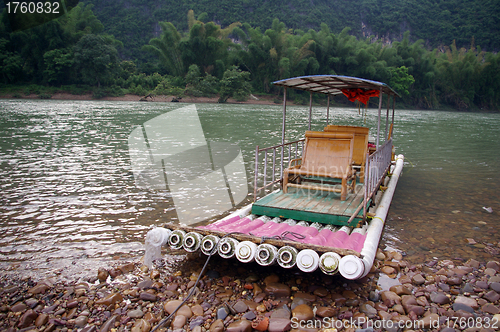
308, 91, 313, 130
253, 146, 259, 201
392, 95, 395, 134
376, 88, 383, 149
326, 95, 330, 126
385, 95, 390, 142
281, 88, 287, 180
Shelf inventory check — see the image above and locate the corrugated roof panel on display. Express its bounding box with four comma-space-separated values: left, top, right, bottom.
273, 75, 400, 97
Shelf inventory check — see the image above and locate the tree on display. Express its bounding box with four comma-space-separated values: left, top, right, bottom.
218, 66, 251, 102
0, 38, 23, 83
143, 22, 184, 76
73, 34, 120, 87
43, 48, 74, 85
389, 66, 415, 97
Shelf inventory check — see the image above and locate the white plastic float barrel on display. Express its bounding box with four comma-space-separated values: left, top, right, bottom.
168, 230, 186, 250
201, 235, 220, 255
183, 232, 203, 252
236, 241, 258, 263
338, 155, 405, 280
339, 255, 365, 279
277, 246, 298, 268
296, 249, 320, 272
217, 237, 239, 259
343, 224, 368, 252
144, 227, 172, 269
319, 252, 341, 275
255, 243, 278, 266
324, 224, 337, 231
310, 222, 323, 230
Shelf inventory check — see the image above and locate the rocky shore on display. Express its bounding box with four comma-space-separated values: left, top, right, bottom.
1, 249, 500, 332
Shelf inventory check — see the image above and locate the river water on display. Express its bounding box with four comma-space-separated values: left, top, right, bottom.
0, 99, 498, 280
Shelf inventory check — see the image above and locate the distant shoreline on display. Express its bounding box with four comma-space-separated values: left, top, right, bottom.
0, 92, 283, 105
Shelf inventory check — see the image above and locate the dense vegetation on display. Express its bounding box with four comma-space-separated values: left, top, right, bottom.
83, 0, 500, 62
1, 2, 499, 111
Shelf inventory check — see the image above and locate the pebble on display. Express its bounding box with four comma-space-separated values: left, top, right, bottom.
209, 319, 224, 332
95, 293, 123, 306
265, 283, 291, 297
2, 248, 500, 332
430, 291, 450, 304
131, 319, 150, 332
127, 309, 144, 318
484, 290, 500, 302
316, 306, 337, 318
164, 300, 193, 318
292, 303, 314, 320
18, 309, 37, 328
171, 314, 187, 329
226, 319, 252, 332
216, 305, 229, 320
74, 315, 88, 327
99, 315, 117, 332
232, 300, 248, 313
481, 303, 500, 314
242, 311, 256, 320
454, 295, 479, 309
412, 274, 425, 285
191, 304, 204, 316
10, 303, 28, 312
268, 317, 291, 332
139, 291, 157, 301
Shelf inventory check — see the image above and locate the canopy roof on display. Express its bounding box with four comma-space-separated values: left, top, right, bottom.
273, 75, 400, 98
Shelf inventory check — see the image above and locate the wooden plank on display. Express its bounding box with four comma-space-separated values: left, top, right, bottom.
327, 185, 362, 216
252, 184, 366, 226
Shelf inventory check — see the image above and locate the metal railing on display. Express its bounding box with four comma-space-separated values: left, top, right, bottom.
253, 139, 305, 201
363, 138, 393, 218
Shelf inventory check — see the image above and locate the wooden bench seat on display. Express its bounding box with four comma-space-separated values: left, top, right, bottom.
323, 125, 369, 183
283, 131, 356, 200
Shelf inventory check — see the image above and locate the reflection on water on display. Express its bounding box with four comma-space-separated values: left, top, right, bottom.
0, 99, 499, 279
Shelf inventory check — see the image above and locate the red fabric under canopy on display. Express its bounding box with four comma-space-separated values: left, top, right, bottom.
342, 88, 380, 105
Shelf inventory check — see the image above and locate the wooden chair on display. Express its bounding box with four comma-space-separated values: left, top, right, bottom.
323, 125, 369, 183
283, 131, 356, 200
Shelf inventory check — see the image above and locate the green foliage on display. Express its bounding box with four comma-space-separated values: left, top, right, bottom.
1, 3, 500, 111
218, 66, 251, 103
185, 64, 201, 86
143, 22, 184, 76
73, 34, 120, 87
389, 66, 415, 97
185, 64, 220, 97
43, 48, 74, 85
152, 76, 185, 96
0, 38, 23, 83
38, 93, 52, 99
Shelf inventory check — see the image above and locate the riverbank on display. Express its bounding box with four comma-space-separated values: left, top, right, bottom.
0, 92, 282, 106
1, 248, 499, 332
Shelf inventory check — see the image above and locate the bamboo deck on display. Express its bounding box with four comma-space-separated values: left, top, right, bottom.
251, 183, 367, 226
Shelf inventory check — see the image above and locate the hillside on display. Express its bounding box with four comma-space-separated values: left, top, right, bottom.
84, 0, 500, 61
1, 0, 499, 111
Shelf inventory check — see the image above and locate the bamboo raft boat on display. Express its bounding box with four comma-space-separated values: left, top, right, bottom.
144, 75, 405, 279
